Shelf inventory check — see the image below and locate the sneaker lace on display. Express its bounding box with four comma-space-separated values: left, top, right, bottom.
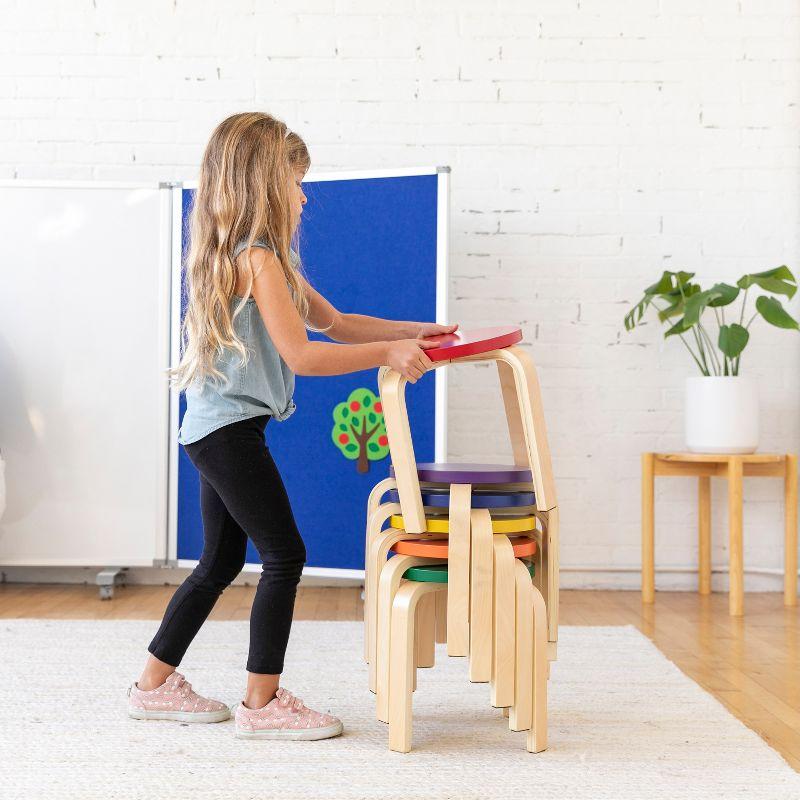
175, 675, 193, 698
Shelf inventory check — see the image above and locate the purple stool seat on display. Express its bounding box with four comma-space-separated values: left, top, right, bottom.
387, 487, 535, 508
389, 462, 533, 484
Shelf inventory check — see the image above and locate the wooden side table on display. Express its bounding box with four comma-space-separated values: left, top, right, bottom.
641, 452, 798, 616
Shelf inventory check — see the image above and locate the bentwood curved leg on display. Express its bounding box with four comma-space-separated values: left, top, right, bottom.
364, 501, 400, 662
368, 527, 446, 691
527, 574, 549, 753
447, 483, 472, 657
491, 535, 516, 708
388, 581, 448, 753
375, 554, 445, 722
469, 509, 494, 683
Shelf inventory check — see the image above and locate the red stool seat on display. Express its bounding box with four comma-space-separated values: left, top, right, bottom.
422, 325, 523, 362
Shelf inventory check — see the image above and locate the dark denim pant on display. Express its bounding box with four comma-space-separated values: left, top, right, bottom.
148, 415, 306, 674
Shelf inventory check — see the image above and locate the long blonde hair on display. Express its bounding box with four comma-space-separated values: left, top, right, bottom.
168, 112, 314, 393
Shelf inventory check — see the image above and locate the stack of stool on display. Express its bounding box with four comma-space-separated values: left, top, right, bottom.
363, 327, 558, 753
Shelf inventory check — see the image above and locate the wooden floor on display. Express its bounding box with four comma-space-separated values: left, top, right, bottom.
1, 583, 798, 771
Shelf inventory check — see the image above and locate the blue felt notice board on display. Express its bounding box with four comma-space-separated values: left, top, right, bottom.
170, 168, 449, 575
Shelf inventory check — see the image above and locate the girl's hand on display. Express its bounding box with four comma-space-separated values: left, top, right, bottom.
412, 322, 459, 338
386, 339, 438, 384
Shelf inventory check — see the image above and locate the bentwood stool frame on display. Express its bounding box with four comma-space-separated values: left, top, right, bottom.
642, 451, 798, 616
378, 341, 560, 658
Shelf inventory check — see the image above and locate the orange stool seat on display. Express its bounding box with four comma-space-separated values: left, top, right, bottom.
391, 535, 537, 559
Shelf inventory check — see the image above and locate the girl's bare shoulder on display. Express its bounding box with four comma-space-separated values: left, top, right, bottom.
233, 245, 280, 297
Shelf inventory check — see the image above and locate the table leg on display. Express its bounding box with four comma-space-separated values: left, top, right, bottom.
642, 453, 656, 603
698, 476, 712, 595
727, 457, 744, 616
784, 453, 798, 607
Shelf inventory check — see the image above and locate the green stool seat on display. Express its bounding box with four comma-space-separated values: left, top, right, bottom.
402, 560, 535, 583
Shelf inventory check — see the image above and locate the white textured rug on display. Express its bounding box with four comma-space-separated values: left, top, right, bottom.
0, 620, 798, 799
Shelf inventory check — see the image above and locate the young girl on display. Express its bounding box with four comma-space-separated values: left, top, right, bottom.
126, 112, 457, 741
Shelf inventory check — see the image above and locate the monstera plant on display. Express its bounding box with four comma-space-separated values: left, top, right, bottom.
624, 266, 798, 453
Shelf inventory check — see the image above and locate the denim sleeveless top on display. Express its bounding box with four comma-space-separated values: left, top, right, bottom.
177, 239, 298, 445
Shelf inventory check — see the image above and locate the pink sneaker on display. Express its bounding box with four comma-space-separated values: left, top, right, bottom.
235, 687, 343, 740
127, 670, 230, 723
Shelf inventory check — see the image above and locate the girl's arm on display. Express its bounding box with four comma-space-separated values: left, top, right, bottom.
301, 275, 458, 343
250, 249, 437, 382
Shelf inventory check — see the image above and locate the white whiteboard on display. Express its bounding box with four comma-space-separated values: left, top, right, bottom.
0, 182, 172, 566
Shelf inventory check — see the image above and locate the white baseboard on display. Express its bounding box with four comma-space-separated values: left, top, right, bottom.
0, 564, 794, 594
0, 564, 363, 588
560, 568, 789, 593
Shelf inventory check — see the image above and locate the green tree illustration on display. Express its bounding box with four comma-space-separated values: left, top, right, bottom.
331, 388, 389, 474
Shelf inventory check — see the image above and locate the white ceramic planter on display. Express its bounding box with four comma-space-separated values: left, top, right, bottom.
685, 376, 759, 454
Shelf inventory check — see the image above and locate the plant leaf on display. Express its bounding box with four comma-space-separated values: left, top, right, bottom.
657, 296, 685, 322
718, 323, 749, 358
706, 282, 740, 307
743, 265, 795, 282
664, 316, 692, 338
625, 271, 698, 331
624, 299, 649, 331
682, 289, 717, 325
755, 295, 800, 330
643, 271, 676, 296
738, 265, 797, 298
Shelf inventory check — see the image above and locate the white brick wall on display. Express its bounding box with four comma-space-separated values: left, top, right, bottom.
2, 0, 799, 590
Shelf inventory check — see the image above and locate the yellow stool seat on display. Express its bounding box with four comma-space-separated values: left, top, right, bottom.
390, 513, 535, 534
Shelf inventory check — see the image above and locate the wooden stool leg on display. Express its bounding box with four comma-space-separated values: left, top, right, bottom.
415, 592, 436, 669
642, 452, 656, 603
447, 483, 472, 657
698, 475, 712, 595
366, 478, 396, 534
497, 359, 530, 467
379, 369, 427, 533
369, 528, 441, 691
785, 453, 798, 607
510, 560, 533, 732
434, 588, 448, 643
491, 536, 515, 708
527, 580, 549, 753
542, 506, 559, 649
469, 509, 494, 682
388, 582, 446, 753
364, 501, 400, 664
728, 456, 744, 616
376, 555, 442, 722
499, 347, 559, 648
367, 525, 402, 687
388, 583, 417, 753
365, 479, 397, 661
496, 346, 556, 511
530, 509, 556, 657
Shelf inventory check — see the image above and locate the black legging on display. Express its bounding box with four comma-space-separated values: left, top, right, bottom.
148, 414, 306, 675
